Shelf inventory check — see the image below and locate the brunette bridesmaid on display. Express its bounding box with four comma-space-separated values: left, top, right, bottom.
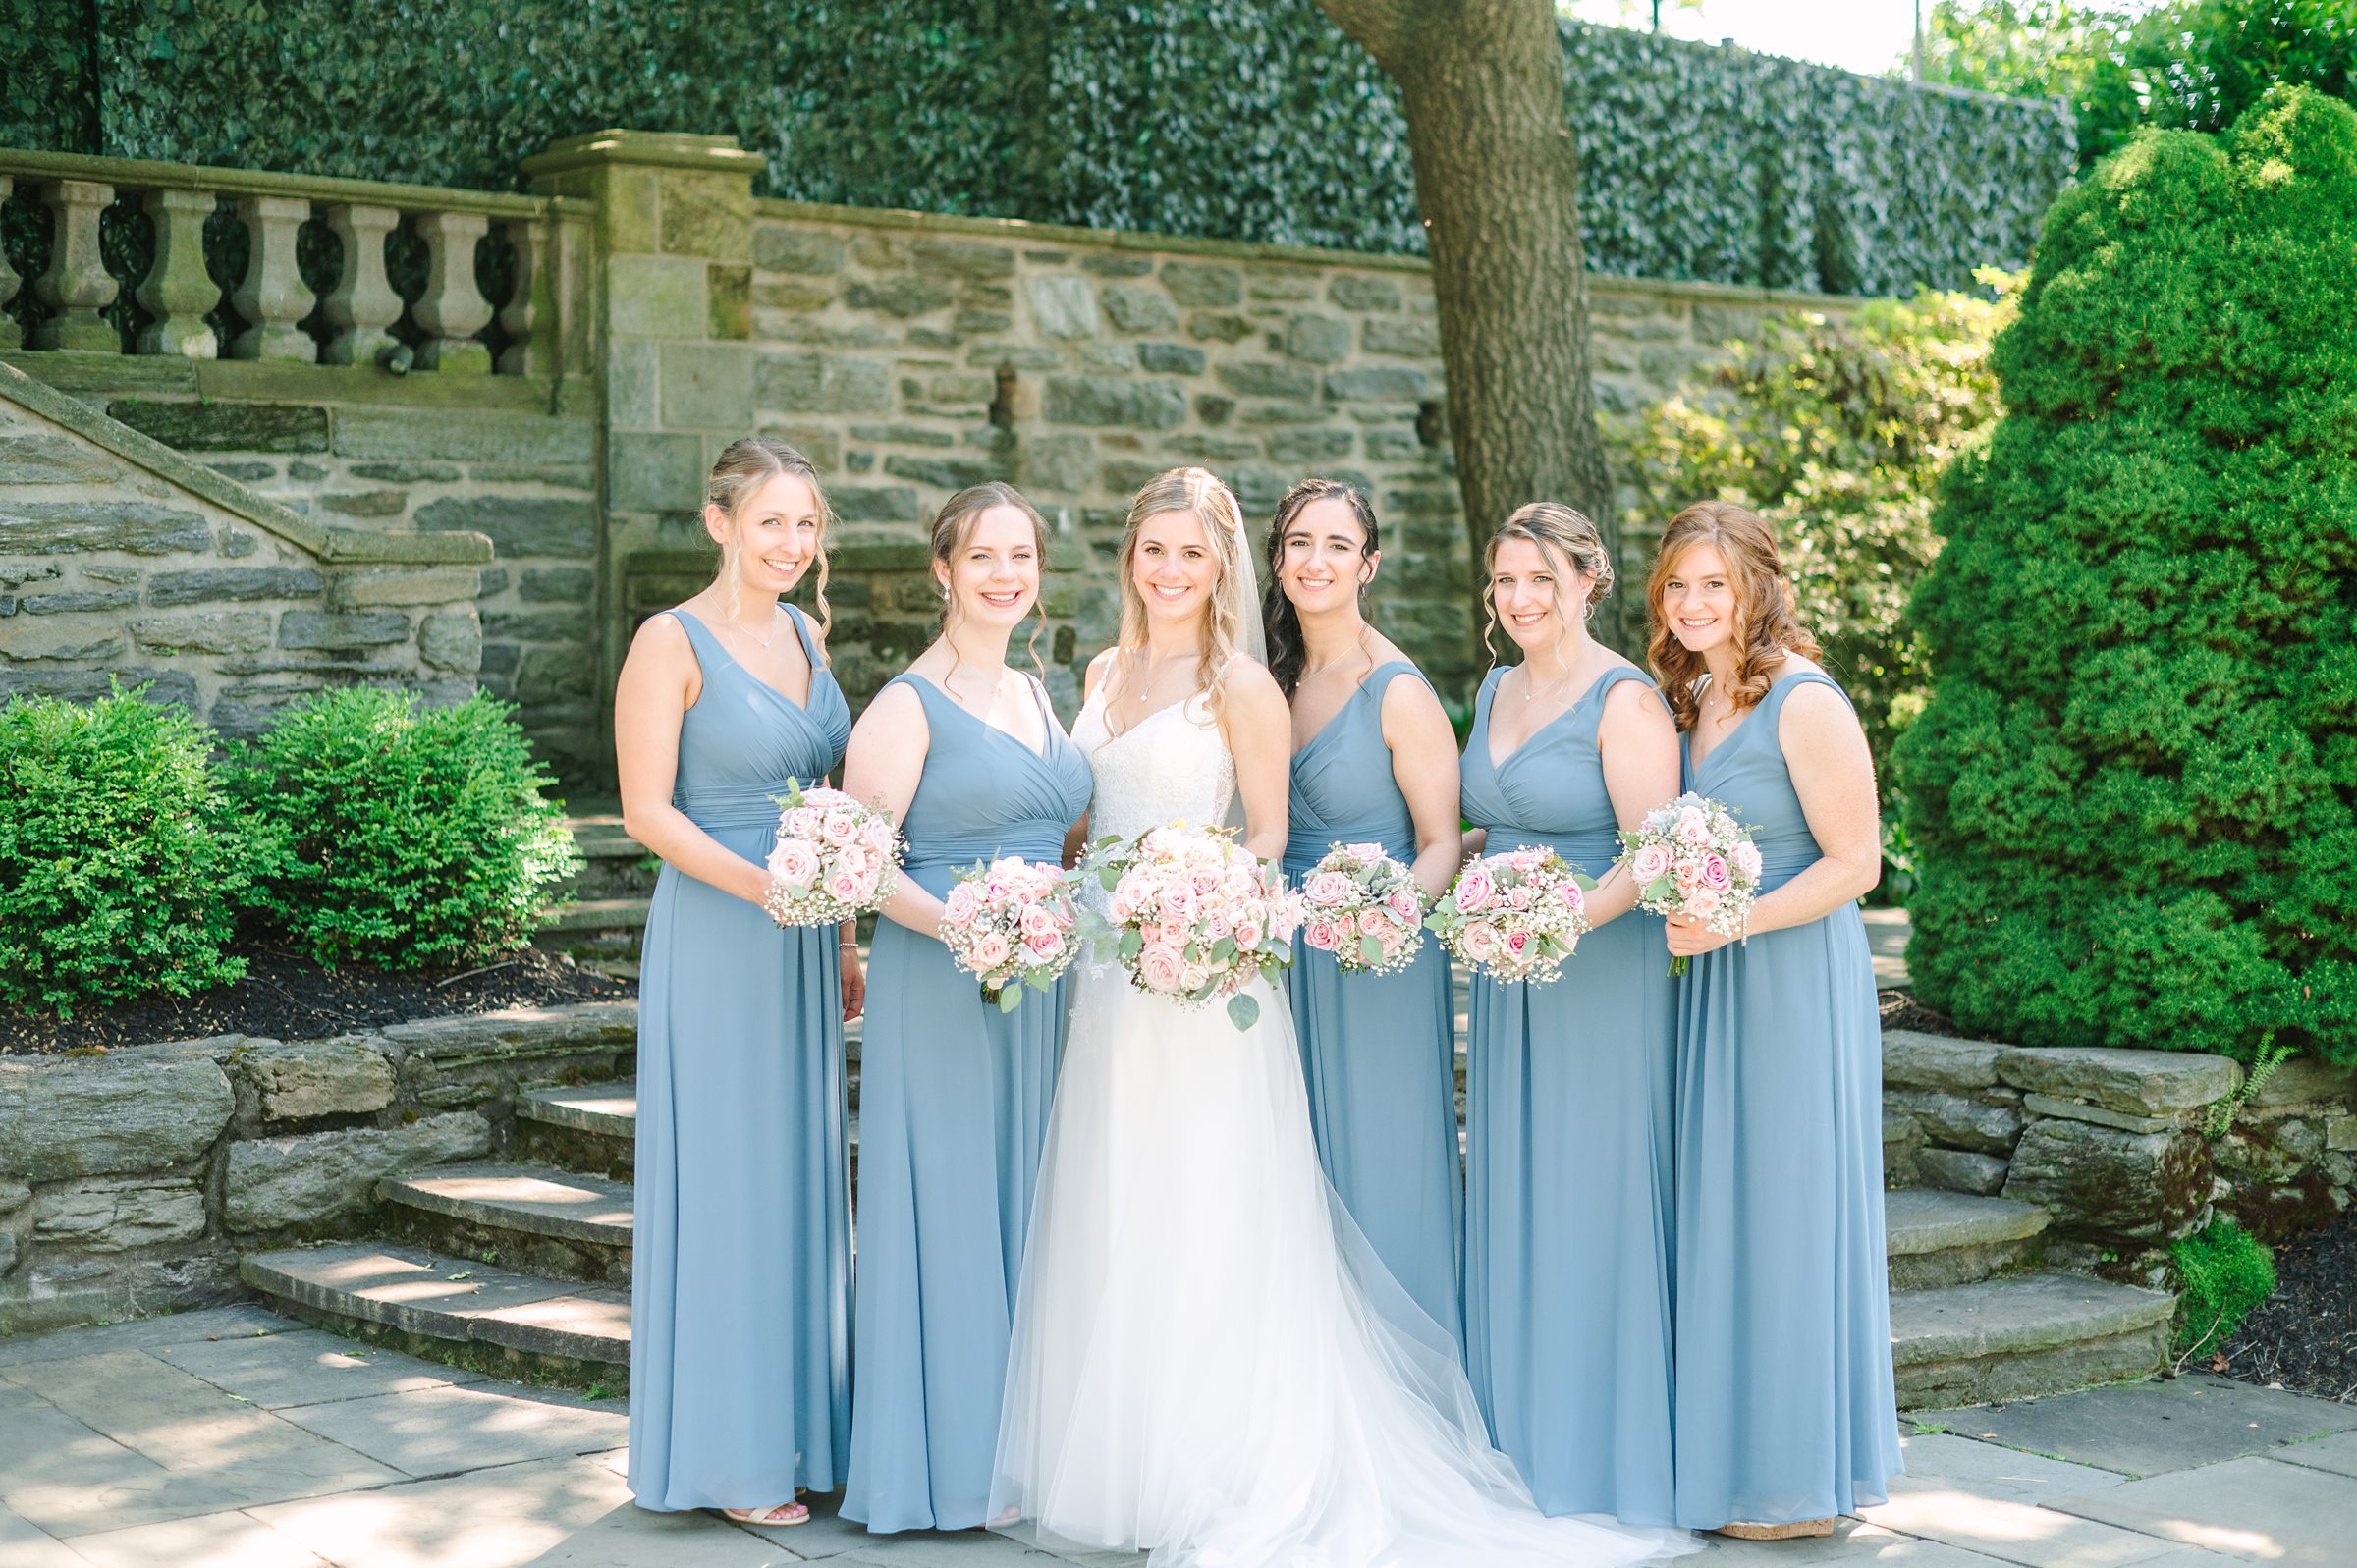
1263, 479, 1464, 1342
1457, 504, 1683, 1525
615, 437, 855, 1529
1652, 500, 1901, 1540
839, 484, 1092, 1533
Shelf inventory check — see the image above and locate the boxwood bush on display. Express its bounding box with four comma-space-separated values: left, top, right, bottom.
231, 688, 579, 970
1899, 88, 2357, 1063
0, 686, 248, 1016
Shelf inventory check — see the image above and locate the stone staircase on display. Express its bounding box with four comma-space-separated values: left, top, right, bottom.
538, 807, 654, 962
242, 1070, 2171, 1405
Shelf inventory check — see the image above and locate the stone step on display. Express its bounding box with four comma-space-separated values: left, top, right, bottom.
376, 1163, 632, 1288
557, 812, 660, 903
515, 1080, 639, 1177
539, 896, 651, 936
241, 1243, 629, 1391
1884, 1188, 2048, 1290
1891, 1271, 2173, 1408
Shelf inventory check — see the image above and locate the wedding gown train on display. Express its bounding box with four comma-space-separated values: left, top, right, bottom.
989, 688, 1695, 1568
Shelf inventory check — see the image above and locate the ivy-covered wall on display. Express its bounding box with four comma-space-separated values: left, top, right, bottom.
4, 1, 2073, 297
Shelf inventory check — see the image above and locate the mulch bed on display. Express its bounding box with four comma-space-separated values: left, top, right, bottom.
0, 945, 635, 1056
1878, 988, 2007, 1041
2216, 1206, 2357, 1404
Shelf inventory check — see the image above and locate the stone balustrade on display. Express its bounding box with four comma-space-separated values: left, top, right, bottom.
0, 149, 587, 375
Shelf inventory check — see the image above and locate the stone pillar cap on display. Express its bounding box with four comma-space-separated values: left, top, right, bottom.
521, 130, 767, 179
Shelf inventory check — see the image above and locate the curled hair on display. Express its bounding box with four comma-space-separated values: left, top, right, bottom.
1645, 500, 1820, 732
929, 481, 1051, 676
1261, 478, 1380, 695
707, 436, 834, 659
1479, 502, 1613, 666
1111, 466, 1250, 727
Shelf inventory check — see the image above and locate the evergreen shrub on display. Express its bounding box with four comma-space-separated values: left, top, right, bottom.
1898, 89, 2357, 1063
0, 686, 248, 1016
2169, 1217, 2275, 1358
231, 689, 579, 970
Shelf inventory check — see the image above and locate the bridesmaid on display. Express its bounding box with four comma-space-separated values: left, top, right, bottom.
839, 483, 1092, 1534
1653, 500, 1900, 1539
1457, 503, 1683, 1526
615, 436, 856, 1529
1263, 478, 1464, 1342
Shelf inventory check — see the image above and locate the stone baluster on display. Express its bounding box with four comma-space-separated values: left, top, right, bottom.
412, 211, 492, 373
320, 203, 404, 365
0, 178, 20, 350
31, 179, 120, 351
230, 195, 317, 360
135, 188, 222, 358
496, 215, 540, 375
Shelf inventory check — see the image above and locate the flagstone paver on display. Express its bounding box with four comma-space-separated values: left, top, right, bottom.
2043, 1455, 2357, 1565
1, 1309, 2351, 1567
1912, 1373, 2357, 1478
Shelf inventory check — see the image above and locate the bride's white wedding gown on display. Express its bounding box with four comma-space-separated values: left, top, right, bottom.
989, 689, 1695, 1568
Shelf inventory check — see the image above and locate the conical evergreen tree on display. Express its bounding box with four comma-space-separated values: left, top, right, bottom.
1899, 87, 2357, 1065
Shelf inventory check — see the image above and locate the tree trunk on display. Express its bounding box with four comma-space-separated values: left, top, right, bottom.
1312, 0, 1628, 656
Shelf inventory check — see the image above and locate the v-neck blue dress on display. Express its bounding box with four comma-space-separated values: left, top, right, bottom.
1458, 664, 1678, 1526
843, 673, 1093, 1534
1284, 660, 1463, 1346
630, 605, 853, 1512
1672, 668, 1900, 1528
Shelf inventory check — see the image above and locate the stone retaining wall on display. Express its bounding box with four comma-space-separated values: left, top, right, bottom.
0, 1002, 636, 1336
1887, 1035, 2356, 1282
0, 359, 495, 735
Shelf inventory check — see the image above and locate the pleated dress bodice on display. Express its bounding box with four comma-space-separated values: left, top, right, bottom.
1680, 671, 1833, 892
1460, 664, 1654, 878
890, 674, 1092, 894
844, 671, 1092, 1535
1284, 661, 1421, 879
1457, 661, 1681, 1525
630, 603, 854, 1513
668, 608, 850, 835
1280, 660, 1462, 1343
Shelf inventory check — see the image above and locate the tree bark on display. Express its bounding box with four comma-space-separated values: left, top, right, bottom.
1313, 0, 1628, 655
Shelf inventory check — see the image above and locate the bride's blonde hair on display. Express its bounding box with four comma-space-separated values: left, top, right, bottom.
1110, 466, 1250, 726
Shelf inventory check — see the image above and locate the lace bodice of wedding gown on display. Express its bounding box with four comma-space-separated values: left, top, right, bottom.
1069, 687, 1236, 841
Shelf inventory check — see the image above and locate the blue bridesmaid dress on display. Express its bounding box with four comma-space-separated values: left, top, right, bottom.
1284, 661, 1462, 1345
843, 674, 1092, 1533
1672, 668, 1901, 1527
1458, 664, 1678, 1526
630, 605, 853, 1512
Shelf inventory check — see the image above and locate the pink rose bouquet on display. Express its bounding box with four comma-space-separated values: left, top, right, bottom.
1425, 846, 1591, 985
940, 856, 1082, 1012
1615, 791, 1762, 976
1085, 823, 1304, 1030
1296, 841, 1429, 976
761, 781, 904, 927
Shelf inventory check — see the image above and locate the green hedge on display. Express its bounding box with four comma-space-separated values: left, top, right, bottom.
2, 2, 2073, 297
1898, 89, 2357, 1065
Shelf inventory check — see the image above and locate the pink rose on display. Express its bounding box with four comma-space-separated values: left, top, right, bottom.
1453, 864, 1497, 913
1700, 853, 1732, 892
1304, 917, 1340, 953
768, 839, 820, 890
972, 931, 1014, 969
1458, 920, 1502, 964
1629, 842, 1673, 884
1202, 908, 1233, 942
1676, 808, 1711, 847
1507, 885, 1532, 911
1673, 858, 1703, 890
826, 870, 863, 903
821, 811, 857, 844
1732, 841, 1764, 883
1387, 888, 1422, 923
1019, 903, 1058, 939
1556, 882, 1586, 915
1684, 886, 1723, 920
1136, 942, 1186, 993
785, 806, 822, 839
1304, 871, 1353, 908
1023, 929, 1063, 959
945, 883, 980, 923
1504, 929, 1531, 955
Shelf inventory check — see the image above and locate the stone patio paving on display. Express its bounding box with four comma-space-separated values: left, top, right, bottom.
2, 1305, 2349, 1567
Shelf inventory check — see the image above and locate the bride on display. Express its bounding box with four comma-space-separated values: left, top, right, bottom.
990, 468, 1694, 1568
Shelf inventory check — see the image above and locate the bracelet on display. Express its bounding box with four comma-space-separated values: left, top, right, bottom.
837, 939, 859, 948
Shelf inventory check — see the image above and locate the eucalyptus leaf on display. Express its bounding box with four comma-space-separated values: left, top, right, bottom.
1227, 992, 1259, 1031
